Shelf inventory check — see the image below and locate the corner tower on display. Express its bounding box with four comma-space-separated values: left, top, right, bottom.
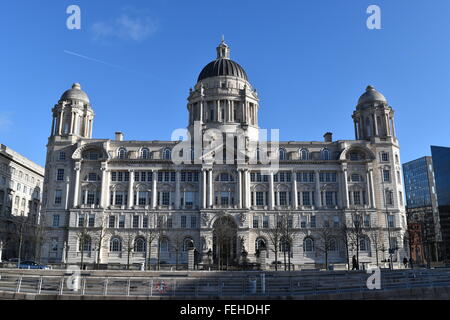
50, 83, 94, 140
187, 40, 260, 141
352, 85, 397, 143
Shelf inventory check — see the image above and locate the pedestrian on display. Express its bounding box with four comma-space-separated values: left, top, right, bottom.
352, 255, 359, 270
403, 257, 408, 268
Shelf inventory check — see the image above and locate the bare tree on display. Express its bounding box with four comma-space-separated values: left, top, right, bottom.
339, 222, 351, 270
369, 228, 384, 267
266, 216, 283, 271
91, 214, 109, 270
75, 227, 92, 270
347, 211, 364, 269
213, 218, 235, 270
124, 231, 136, 270
145, 228, 158, 270
316, 222, 337, 270
171, 233, 184, 270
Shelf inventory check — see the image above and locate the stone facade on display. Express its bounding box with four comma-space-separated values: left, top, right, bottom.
41, 41, 407, 268
0, 144, 44, 261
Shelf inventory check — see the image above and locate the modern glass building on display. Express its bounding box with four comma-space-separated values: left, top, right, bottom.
431, 146, 450, 260
403, 156, 441, 263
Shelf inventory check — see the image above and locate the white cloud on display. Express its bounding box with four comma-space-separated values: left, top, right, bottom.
91, 8, 158, 43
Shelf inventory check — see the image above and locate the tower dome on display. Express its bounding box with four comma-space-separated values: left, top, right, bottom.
60, 83, 90, 103
197, 39, 248, 82
357, 85, 387, 106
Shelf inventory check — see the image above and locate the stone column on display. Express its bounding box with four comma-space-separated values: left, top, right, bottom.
208, 170, 213, 208
292, 171, 298, 209
152, 170, 157, 209
237, 170, 242, 209
202, 169, 207, 209
0, 241, 3, 263
73, 162, 81, 207
369, 169, 376, 208
58, 110, 64, 135
245, 170, 251, 209
175, 169, 181, 209
269, 171, 274, 210
128, 169, 134, 209
373, 113, 379, 136
200, 101, 204, 123
315, 170, 321, 207
366, 170, 372, 207
343, 168, 349, 208
101, 163, 109, 208
51, 116, 56, 136
65, 176, 70, 210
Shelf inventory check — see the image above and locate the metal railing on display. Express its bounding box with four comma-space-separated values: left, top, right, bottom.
1, 269, 450, 298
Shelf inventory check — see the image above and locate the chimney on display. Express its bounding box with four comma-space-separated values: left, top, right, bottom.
115, 132, 124, 141
324, 132, 332, 142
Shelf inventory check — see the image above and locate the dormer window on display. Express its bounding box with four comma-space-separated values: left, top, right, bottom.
118, 148, 127, 159
141, 148, 150, 159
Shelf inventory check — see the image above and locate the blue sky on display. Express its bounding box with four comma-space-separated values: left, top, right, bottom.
0, 0, 449, 166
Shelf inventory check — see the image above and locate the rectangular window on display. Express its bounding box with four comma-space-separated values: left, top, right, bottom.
190, 216, 197, 228
54, 190, 62, 205
253, 216, 259, 229
263, 216, 269, 228
118, 172, 123, 182
362, 215, 369, 228
143, 216, 149, 228
333, 216, 340, 228
388, 215, 395, 228
78, 214, 85, 227
185, 192, 194, 206
325, 191, 333, 206
52, 214, 60, 227
167, 217, 173, 228
383, 170, 390, 182
88, 173, 97, 181
111, 172, 117, 182
119, 216, 125, 228
310, 215, 316, 228
138, 192, 148, 205
109, 216, 115, 228
115, 193, 123, 206
256, 192, 264, 206
133, 216, 139, 228
302, 192, 311, 206
279, 192, 287, 205
353, 191, 361, 205
56, 169, 64, 181
381, 152, 389, 162
87, 191, 96, 205
124, 172, 129, 182
181, 216, 187, 228
162, 192, 170, 206
301, 217, 307, 228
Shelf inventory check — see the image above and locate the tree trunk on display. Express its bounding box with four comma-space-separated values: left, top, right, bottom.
274, 248, 278, 271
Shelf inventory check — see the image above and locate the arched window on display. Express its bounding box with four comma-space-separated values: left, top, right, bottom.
360, 237, 370, 252
322, 149, 330, 160
183, 238, 194, 251
300, 149, 309, 160
304, 237, 314, 252
141, 148, 150, 159
160, 238, 169, 252
134, 237, 146, 252
118, 148, 127, 159
256, 148, 261, 161
79, 236, 91, 252
255, 238, 267, 251
110, 237, 122, 252
279, 148, 286, 161
163, 148, 172, 160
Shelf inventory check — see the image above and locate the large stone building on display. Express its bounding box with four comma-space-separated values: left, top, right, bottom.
0, 144, 44, 261
41, 41, 408, 269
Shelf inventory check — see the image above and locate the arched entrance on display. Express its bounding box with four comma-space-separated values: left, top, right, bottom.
212, 215, 238, 269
